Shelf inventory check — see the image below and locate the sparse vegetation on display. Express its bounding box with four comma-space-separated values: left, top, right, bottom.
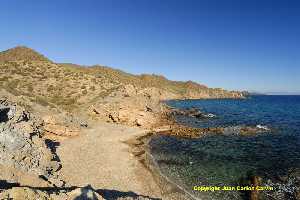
0, 46, 50, 63
0, 46, 243, 111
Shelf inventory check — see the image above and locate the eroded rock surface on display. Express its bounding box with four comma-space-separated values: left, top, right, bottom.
89, 86, 167, 128
43, 115, 81, 138
0, 97, 62, 187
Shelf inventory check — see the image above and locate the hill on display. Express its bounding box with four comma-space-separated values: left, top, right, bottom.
0, 46, 50, 63
0, 46, 244, 127
0, 46, 246, 199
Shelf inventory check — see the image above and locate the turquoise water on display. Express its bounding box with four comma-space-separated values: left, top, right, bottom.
149, 95, 300, 200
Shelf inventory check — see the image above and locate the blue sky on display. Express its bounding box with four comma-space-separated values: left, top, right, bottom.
0, 0, 299, 93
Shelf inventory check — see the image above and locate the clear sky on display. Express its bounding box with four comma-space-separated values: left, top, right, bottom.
0, 0, 299, 93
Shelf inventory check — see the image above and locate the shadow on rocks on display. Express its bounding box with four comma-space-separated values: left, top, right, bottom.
96, 188, 161, 200
0, 181, 161, 200
0, 180, 20, 190
45, 139, 61, 162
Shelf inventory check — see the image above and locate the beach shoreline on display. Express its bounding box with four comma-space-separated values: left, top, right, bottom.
124, 129, 197, 200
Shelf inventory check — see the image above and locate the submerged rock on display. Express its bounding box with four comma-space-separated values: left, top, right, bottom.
220, 125, 271, 136
256, 124, 270, 131
167, 107, 216, 119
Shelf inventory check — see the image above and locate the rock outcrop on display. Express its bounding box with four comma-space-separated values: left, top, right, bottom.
167, 107, 216, 119
0, 46, 246, 130
89, 86, 168, 128
42, 115, 80, 139
0, 97, 62, 187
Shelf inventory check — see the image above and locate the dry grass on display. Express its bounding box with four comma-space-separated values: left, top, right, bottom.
0, 47, 243, 111
0, 46, 50, 63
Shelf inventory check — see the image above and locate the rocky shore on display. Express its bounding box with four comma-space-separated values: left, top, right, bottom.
1, 90, 298, 200
148, 105, 300, 200
0, 46, 262, 200
154, 106, 272, 138
0, 96, 164, 200
0, 92, 267, 200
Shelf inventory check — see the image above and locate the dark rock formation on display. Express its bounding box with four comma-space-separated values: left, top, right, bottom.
167, 107, 216, 119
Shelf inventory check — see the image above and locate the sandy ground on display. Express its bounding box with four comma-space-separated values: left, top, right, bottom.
56, 122, 163, 199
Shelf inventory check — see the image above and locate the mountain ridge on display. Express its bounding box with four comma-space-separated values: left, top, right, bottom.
0, 46, 241, 95
0, 46, 245, 127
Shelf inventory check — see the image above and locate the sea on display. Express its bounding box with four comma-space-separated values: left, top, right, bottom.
149, 95, 300, 200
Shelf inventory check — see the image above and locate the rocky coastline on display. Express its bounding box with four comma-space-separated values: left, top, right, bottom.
0, 92, 266, 200
1, 91, 298, 200
0, 46, 265, 200
145, 103, 300, 200
0, 93, 251, 200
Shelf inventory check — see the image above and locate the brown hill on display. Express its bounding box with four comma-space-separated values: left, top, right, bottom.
0, 46, 244, 126
0, 46, 50, 62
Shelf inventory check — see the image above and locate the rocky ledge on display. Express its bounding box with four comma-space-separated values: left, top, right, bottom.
157, 124, 271, 138
156, 106, 271, 138
166, 107, 216, 119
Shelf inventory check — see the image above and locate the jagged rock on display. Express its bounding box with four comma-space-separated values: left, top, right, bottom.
167, 107, 216, 119
158, 124, 271, 138
159, 126, 203, 138
0, 98, 62, 187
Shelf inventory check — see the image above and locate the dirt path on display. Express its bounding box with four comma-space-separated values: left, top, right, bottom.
56, 122, 162, 199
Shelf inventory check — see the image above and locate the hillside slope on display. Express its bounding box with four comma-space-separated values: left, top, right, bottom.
0, 46, 50, 62
0, 46, 245, 127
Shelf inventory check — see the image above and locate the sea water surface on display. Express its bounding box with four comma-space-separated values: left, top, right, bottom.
149, 95, 300, 200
